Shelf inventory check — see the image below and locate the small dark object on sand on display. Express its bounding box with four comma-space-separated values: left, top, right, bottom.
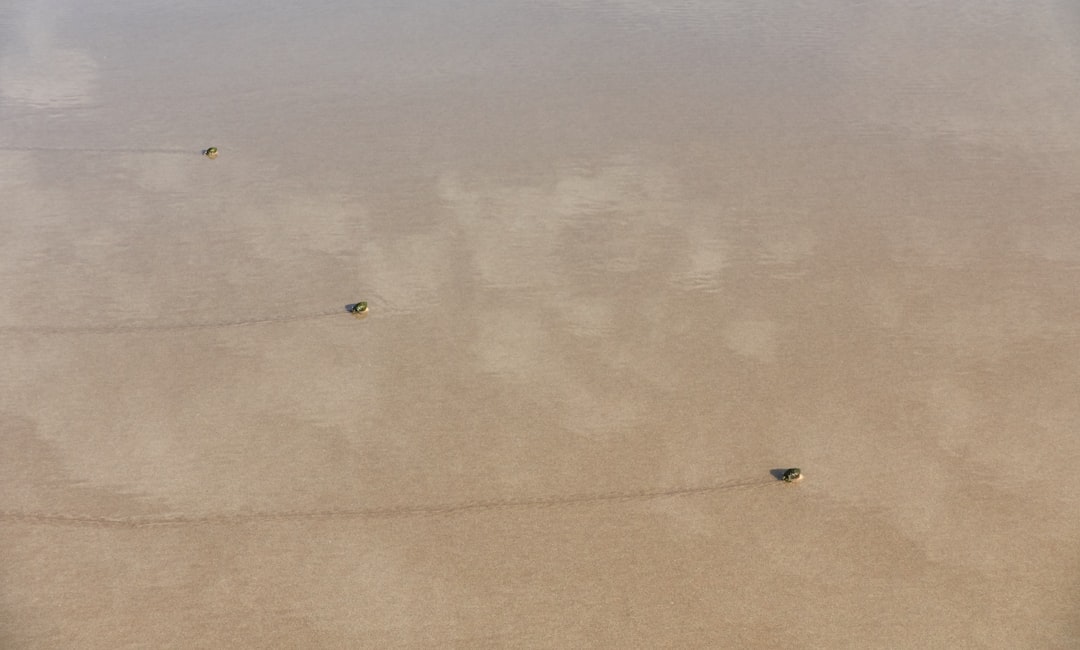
350, 302, 369, 315
781, 468, 802, 482
203, 147, 218, 159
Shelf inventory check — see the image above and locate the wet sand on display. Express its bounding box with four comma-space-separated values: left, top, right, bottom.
2, 0, 1080, 647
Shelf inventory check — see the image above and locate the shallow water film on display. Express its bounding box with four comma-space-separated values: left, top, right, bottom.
2, 1, 1079, 647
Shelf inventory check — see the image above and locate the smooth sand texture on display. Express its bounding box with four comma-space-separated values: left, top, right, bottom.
3, 1, 1080, 647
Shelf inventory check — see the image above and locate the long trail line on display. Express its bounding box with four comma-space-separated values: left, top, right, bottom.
0, 309, 353, 334
0, 146, 203, 155
0, 477, 784, 529
0, 296, 400, 334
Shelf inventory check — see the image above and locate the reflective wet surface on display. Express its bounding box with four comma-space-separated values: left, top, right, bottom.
2, 0, 1080, 646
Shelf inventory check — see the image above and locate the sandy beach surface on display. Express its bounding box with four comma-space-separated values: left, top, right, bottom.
3, 1, 1080, 647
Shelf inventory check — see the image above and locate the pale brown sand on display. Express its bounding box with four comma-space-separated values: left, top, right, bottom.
3, 1, 1080, 647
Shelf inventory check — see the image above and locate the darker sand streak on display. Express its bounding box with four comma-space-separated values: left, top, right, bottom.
0, 310, 348, 334
0, 479, 782, 528
0, 146, 201, 155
